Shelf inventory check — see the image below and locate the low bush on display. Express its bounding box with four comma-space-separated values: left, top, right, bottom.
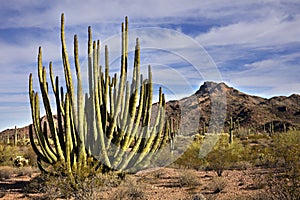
209, 177, 227, 194
251, 130, 300, 200
0, 144, 37, 167
0, 145, 19, 166
205, 136, 245, 176
175, 140, 207, 170
178, 170, 200, 187
0, 166, 14, 180
25, 167, 123, 199
112, 178, 145, 200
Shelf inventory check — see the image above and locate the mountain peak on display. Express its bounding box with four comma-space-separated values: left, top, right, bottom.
195, 81, 229, 95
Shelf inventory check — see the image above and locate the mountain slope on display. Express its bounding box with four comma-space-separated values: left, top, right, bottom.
165, 81, 300, 135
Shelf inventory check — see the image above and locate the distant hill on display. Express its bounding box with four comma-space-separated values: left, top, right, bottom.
1, 81, 300, 141
165, 81, 300, 135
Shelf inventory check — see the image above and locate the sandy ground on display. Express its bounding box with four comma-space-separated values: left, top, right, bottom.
0, 167, 268, 200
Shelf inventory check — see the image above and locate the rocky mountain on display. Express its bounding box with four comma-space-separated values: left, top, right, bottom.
165, 81, 300, 135
1, 81, 300, 141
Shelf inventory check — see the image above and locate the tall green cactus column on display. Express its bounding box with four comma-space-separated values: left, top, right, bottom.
28, 13, 168, 177
228, 117, 234, 144
14, 126, 18, 146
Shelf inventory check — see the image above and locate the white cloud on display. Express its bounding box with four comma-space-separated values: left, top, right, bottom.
196, 14, 300, 47
224, 55, 300, 97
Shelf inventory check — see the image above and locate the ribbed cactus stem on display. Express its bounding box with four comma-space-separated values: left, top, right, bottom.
29, 13, 167, 176
74, 34, 86, 168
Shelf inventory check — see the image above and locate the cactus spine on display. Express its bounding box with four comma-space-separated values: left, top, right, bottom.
29, 14, 167, 176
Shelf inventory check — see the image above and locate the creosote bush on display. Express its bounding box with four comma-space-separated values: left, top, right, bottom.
178, 170, 200, 187
205, 136, 245, 176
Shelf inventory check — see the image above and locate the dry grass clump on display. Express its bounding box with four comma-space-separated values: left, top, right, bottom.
0, 166, 14, 180
209, 177, 227, 194
178, 170, 200, 187
111, 178, 145, 200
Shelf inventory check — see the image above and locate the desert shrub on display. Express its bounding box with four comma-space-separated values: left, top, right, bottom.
208, 176, 227, 194
111, 178, 145, 200
0, 166, 14, 180
175, 135, 251, 175
205, 136, 245, 176
25, 166, 123, 199
175, 140, 207, 170
0, 145, 20, 166
250, 131, 300, 200
272, 131, 300, 168
22, 146, 37, 166
0, 144, 36, 167
265, 131, 300, 199
178, 170, 200, 187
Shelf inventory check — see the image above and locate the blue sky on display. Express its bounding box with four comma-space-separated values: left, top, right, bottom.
0, 0, 300, 131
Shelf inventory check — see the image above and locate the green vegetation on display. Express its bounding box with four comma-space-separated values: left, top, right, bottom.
174, 130, 300, 199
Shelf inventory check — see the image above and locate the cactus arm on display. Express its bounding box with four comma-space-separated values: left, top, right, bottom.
92, 40, 111, 168
117, 79, 146, 170
144, 65, 153, 136
106, 18, 129, 148
29, 73, 57, 164
55, 77, 65, 152
104, 45, 110, 129
64, 94, 73, 174
61, 14, 75, 111
38, 48, 65, 161
132, 87, 164, 168
114, 81, 130, 148
74, 34, 87, 168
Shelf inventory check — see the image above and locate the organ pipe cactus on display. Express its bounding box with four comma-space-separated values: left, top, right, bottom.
29, 14, 167, 176
167, 117, 178, 153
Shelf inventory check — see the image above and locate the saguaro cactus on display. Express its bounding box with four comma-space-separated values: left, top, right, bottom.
14, 126, 18, 146
29, 14, 167, 176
